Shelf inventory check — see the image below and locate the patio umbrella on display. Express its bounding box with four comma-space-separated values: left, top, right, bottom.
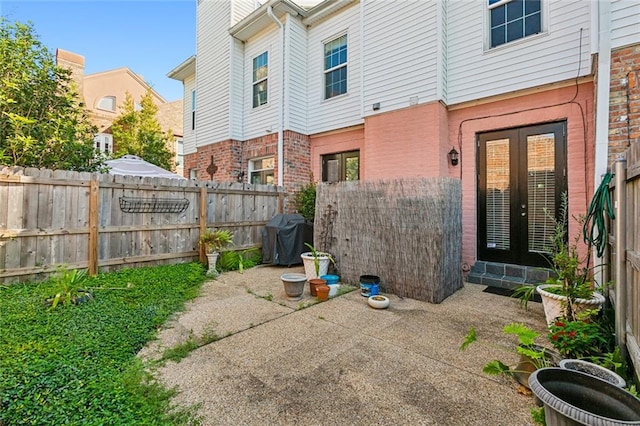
106, 155, 186, 179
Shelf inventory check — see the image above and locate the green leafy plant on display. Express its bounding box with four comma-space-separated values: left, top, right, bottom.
294, 178, 316, 221
547, 318, 608, 359
461, 323, 554, 377
0, 262, 206, 424
47, 267, 91, 308
218, 248, 261, 272
199, 228, 233, 253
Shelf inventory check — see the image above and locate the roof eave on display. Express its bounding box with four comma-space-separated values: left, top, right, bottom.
229, 0, 308, 42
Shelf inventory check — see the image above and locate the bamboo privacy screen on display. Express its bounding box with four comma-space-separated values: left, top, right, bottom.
315, 178, 462, 303
0, 166, 282, 283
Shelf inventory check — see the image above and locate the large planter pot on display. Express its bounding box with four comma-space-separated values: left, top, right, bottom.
281, 273, 307, 301
536, 284, 605, 325
300, 252, 330, 280
206, 252, 220, 277
559, 359, 626, 388
529, 368, 640, 426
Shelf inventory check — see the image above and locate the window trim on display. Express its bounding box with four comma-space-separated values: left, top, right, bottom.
484, 0, 545, 51
322, 150, 359, 182
248, 155, 275, 185
323, 33, 348, 100
252, 51, 269, 108
96, 96, 116, 112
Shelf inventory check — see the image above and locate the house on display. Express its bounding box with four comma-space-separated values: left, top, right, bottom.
56, 49, 183, 170
169, 0, 640, 285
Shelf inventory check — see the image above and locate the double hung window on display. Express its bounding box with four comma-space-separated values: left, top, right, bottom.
249, 156, 274, 185
323, 35, 347, 99
253, 52, 268, 108
489, 0, 541, 48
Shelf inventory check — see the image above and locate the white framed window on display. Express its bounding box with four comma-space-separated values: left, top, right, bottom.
189, 168, 198, 180
94, 133, 113, 154
252, 51, 268, 108
175, 138, 184, 167
323, 34, 347, 99
249, 156, 274, 185
191, 90, 196, 130
488, 0, 542, 48
97, 96, 116, 112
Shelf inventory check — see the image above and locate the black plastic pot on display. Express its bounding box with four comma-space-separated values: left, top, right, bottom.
529, 368, 640, 426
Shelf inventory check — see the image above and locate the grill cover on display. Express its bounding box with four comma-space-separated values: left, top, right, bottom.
262, 214, 313, 266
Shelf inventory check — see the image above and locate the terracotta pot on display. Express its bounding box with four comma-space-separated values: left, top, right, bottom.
308, 278, 326, 297
316, 284, 330, 301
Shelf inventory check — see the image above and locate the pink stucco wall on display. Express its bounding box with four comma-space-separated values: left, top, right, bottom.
448, 82, 595, 269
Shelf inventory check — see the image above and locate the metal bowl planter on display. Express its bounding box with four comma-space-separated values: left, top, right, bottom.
559, 359, 626, 388
529, 368, 640, 426
536, 284, 606, 325
280, 273, 307, 301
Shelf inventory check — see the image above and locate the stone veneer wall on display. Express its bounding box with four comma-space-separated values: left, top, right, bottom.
182, 130, 311, 211
609, 44, 640, 165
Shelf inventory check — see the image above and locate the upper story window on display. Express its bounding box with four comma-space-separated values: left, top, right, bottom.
191, 90, 196, 130
324, 34, 347, 99
97, 96, 116, 112
488, 0, 541, 48
252, 51, 268, 108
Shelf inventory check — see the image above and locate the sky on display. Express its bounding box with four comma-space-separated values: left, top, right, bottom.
0, 0, 196, 101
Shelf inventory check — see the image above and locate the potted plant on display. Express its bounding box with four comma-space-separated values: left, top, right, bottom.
460, 323, 559, 389
513, 194, 605, 324
199, 228, 233, 277
300, 242, 334, 281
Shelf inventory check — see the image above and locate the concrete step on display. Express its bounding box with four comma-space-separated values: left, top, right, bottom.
467, 261, 554, 291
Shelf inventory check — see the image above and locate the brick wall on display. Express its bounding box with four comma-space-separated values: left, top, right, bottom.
182, 130, 311, 211
609, 45, 640, 164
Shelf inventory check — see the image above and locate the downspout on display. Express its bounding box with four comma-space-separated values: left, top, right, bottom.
267, 6, 285, 188
593, 0, 611, 287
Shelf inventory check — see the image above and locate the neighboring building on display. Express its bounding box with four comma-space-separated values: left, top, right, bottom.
169, 0, 640, 283
56, 49, 183, 169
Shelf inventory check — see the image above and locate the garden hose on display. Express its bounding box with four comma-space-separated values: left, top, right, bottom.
583, 173, 615, 257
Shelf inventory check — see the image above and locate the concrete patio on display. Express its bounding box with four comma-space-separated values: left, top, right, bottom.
140, 264, 548, 425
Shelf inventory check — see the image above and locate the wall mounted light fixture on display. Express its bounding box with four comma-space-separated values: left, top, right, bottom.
448, 147, 459, 166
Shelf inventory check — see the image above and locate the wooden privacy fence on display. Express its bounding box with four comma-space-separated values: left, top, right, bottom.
315, 178, 463, 304
606, 143, 640, 380
0, 166, 283, 284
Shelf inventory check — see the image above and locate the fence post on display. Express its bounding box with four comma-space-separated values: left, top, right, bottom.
614, 158, 627, 356
278, 191, 284, 214
199, 187, 207, 264
88, 179, 99, 275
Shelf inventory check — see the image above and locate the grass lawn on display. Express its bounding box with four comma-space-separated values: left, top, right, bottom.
0, 262, 207, 425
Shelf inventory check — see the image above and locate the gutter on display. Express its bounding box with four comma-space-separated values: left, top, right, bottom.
267, 5, 285, 188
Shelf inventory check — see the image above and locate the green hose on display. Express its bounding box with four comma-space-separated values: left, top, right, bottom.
583, 172, 615, 257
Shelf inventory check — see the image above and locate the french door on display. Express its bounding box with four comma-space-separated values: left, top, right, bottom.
477, 122, 567, 267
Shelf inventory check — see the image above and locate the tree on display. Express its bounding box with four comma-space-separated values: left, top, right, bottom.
111, 91, 174, 170
0, 19, 104, 171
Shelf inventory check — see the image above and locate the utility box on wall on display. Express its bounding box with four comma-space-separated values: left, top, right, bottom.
314, 178, 462, 303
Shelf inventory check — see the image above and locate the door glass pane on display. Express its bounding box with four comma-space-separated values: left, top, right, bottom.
486, 139, 510, 250
527, 133, 555, 253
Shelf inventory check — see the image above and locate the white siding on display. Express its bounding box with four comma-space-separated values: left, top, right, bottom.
362, 0, 439, 114
243, 26, 281, 140
611, 0, 640, 49
183, 75, 196, 155
230, 38, 245, 140
446, 0, 592, 106
307, 3, 362, 134
231, 0, 255, 25
287, 16, 308, 134
196, 0, 233, 144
